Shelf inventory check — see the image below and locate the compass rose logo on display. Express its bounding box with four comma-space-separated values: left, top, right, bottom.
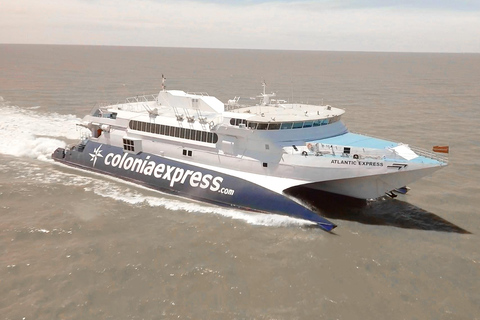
89, 145, 104, 167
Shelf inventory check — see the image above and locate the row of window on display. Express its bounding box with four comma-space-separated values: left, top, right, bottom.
229, 116, 341, 130
129, 120, 219, 144
92, 109, 117, 119
183, 149, 193, 157
123, 138, 135, 152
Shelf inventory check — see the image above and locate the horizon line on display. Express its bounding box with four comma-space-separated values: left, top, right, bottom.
1, 42, 478, 55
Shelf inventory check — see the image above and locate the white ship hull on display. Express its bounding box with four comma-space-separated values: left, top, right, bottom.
303, 165, 443, 199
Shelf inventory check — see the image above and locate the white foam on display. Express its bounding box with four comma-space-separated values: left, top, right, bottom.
87, 177, 314, 227
26, 166, 95, 186
50, 160, 314, 227
6, 154, 311, 228
0, 104, 85, 160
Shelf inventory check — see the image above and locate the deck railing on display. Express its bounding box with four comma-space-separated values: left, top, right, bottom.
125, 94, 157, 104
409, 145, 449, 163
90, 94, 159, 116
186, 92, 210, 96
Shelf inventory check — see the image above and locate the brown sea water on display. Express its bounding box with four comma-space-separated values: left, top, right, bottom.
1, 44, 479, 319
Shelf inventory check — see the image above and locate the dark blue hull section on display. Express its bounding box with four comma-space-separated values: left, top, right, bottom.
52, 141, 336, 231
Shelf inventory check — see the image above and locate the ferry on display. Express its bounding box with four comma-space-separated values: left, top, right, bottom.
52, 79, 448, 231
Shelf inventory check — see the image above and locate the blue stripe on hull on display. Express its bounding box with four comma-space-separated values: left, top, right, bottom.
52, 141, 336, 231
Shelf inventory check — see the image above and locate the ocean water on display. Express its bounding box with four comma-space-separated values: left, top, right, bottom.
1, 44, 479, 319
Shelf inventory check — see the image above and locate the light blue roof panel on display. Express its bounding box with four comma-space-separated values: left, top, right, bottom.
314, 132, 399, 149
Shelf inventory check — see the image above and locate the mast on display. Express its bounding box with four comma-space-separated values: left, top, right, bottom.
161, 74, 166, 91
259, 80, 275, 105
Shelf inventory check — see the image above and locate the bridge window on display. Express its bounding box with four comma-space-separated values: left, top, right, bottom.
268, 123, 281, 130
230, 118, 247, 126
293, 122, 304, 129
303, 121, 313, 128
257, 123, 268, 130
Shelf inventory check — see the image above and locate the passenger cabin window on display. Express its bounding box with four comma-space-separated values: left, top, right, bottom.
230, 118, 247, 126
129, 120, 218, 144
92, 109, 117, 119
123, 138, 135, 152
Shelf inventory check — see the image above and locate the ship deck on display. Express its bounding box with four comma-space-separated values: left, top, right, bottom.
315, 132, 397, 149
312, 132, 447, 165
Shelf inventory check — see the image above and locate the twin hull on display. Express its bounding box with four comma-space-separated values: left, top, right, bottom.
52, 141, 336, 231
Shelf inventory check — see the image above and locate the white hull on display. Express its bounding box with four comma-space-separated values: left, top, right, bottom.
303, 165, 443, 199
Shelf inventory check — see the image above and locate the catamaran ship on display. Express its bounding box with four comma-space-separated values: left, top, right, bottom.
52, 79, 448, 231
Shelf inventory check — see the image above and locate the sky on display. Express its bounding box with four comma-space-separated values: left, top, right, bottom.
1, 0, 479, 53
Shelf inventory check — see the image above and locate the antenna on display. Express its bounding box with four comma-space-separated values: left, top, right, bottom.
258, 80, 275, 106
161, 74, 166, 91
291, 81, 293, 103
